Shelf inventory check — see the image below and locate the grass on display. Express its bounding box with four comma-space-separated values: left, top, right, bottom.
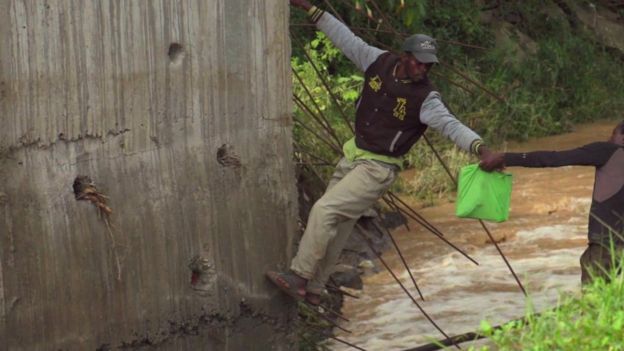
298, 302, 333, 351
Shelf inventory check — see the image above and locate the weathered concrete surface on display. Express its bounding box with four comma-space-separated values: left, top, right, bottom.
0, 1, 296, 350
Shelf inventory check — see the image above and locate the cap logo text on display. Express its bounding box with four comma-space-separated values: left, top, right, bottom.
420, 40, 435, 50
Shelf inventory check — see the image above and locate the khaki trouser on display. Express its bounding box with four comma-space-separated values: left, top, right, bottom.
580, 243, 623, 285
290, 157, 397, 293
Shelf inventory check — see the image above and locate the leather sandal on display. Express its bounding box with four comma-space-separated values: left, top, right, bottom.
305, 292, 322, 306
265, 271, 307, 301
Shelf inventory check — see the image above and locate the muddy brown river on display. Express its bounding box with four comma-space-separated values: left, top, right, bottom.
327, 120, 617, 350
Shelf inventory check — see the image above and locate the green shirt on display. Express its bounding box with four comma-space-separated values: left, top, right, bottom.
342, 137, 403, 168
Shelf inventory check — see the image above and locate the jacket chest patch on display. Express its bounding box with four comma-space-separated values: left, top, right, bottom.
369, 75, 382, 92
393, 97, 407, 120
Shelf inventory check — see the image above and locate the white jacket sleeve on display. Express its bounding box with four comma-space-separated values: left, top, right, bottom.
420, 91, 481, 152
316, 13, 385, 72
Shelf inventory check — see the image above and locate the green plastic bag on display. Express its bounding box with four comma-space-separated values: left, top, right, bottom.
455, 164, 513, 222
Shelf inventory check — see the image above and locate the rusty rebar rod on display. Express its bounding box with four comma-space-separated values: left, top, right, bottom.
382, 197, 438, 236
429, 70, 479, 97
306, 324, 369, 351
440, 62, 506, 104
314, 302, 350, 323
293, 114, 343, 156
367, 0, 399, 31
293, 94, 341, 144
369, 219, 425, 301
297, 296, 353, 334
422, 135, 457, 183
328, 335, 368, 351
322, 0, 347, 23
293, 103, 344, 161
381, 196, 410, 231
293, 93, 343, 148
401, 310, 549, 351
296, 162, 334, 167
327, 281, 361, 300
478, 220, 527, 296
384, 193, 439, 236
330, 0, 396, 51
386, 191, 445, 237
292, 69, 345, 146
383, 196, 479, 266
311, 305, 352, 334
294, 143, 334, 166
292, 33, 355, 134
382, 191, 480, 266
355, 224, 461, 350
292, 114, 341, 155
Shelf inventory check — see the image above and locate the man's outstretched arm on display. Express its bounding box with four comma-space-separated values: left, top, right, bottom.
480, 142, 618, 171
420, 92, 483, 153
418, 91, 499, 168
290, 0, 385, 72
505, 142, 616, 168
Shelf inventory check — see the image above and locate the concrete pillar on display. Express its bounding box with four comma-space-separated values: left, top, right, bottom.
0, 1, 296, 349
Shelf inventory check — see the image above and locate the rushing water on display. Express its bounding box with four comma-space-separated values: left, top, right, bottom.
327, 121, 617, 350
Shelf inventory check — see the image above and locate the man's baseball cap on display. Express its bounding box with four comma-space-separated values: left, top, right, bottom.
402, 34, 439, 63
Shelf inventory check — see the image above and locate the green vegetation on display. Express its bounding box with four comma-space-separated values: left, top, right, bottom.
291, 0, 624, 200
471, 248, 624, 351
297, 302, 332, 351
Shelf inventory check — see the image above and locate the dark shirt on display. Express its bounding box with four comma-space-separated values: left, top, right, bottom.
505, 142, 624, 245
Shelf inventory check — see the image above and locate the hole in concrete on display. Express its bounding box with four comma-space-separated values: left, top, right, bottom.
188, 255, 209, 286
168, 43, 185, 65
73, 175, 93, 198
73, 176, 112, 217
216, 144, 241, 168
190, 270, 201, 286
188, 255, 216, 295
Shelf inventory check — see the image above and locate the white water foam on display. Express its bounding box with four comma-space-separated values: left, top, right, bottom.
327, 224, 587, 350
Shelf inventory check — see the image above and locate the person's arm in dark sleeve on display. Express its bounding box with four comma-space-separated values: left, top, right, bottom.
504, 142, 617, 168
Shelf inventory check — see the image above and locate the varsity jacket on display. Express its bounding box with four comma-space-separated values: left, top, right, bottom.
505, 142, 624, 245
312, 10, 483, 157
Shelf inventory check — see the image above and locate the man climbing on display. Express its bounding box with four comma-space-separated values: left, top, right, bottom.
267, 0, 494, 305
480, 121, 624, 285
